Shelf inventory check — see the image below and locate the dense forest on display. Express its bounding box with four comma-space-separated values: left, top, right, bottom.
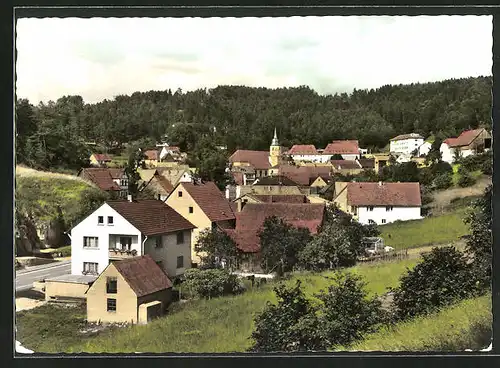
15, 76, 492, 171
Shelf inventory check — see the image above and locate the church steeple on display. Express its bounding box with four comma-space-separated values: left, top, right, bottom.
271, 127, 279, 146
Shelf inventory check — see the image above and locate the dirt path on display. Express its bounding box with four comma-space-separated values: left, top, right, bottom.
16, 298, 47, 312
406, 240, 466, 259
430, 176, 491, 214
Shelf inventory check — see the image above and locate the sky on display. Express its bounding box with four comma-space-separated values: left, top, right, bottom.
16, 16, 492, 104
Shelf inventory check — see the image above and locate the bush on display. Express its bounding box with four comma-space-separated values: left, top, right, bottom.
182, 268, 245, 299
392, 246, 483, 320
457, 168, 476, 188
433, 172, 453, 190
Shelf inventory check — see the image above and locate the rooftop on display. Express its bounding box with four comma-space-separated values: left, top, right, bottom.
346, 182, 421, 207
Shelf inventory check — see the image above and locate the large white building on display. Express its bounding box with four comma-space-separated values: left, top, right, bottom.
333, 182, 422, 225
70, 198, 196, 278
389, 133, 424, 155
285, 140, 362, 163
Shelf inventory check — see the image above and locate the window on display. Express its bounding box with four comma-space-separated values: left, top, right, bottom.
176, 231, 184, 244
178, 191, 183, 197
386, 206, 393, 211
119, 237, 132, 251
83, 237, 98, 248
188, 206, 194, 214
381, 219, 387, 224
176, 256, 184, 269
106, 277, 117, 294
98, 216, 104, 225
155, 236, 163, 248
83, 262, 98, 274
368, 219, 376, 225
107, 298, 116, 312
367, 206, 374, 211
107, 216, 114, 225
120, 179, 128, 186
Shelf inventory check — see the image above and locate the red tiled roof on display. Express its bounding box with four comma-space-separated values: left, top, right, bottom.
229, 150, 270, 169
154, 174, 174, 193
144, 150, 159, 160
323, 140, 360, 155
92, 153, 112, 162
357, 158, 375, 169
444, 129, 486, 148
390, 133, 424, 141
113, 255, 173, 297
79, 168, 123, 191
227, 203, 325, 253
331, 160, 362, 170
279, 165, 332, 186
286, 145, 318, 155
252, 195, 309, 203
346, 182, 421, 206
179, 182, 236, 222
107, 199, 196, 236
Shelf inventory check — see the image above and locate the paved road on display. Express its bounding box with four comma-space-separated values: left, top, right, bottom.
15, 260, 71, 293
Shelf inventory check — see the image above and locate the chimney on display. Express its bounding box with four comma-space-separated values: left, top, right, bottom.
127, 194, 133, 202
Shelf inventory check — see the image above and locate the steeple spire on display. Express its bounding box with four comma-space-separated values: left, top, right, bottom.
271, 127, 279, 146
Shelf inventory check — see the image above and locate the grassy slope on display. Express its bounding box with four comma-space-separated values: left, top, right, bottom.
17, 259, 418, 353
380, 209, 469, 250
344, 294, 492, 352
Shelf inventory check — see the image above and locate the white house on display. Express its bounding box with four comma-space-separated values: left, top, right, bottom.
322, 140, 361, 160
389, 133, 424, 155
70, 197, 196, 279
416, 141, 432, 157
440, 128, 492, 164
333, 182, 422, 225
285, 145, 325, 163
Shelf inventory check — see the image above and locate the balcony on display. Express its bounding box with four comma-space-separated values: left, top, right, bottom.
109, 248, 138, 260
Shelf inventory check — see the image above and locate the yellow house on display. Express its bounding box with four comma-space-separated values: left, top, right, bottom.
89, 153, 112, 167
310, 175, 329, 189
165, 181, 236, 266
86, 255, 173, 325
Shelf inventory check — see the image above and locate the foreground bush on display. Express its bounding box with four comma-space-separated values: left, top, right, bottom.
433, 172, 453, 190
343, 294, 491, 352
392, 246, 483, 320
182, 268, 244, 299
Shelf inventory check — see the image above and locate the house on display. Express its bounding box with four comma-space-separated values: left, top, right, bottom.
70, 197, 196, 278
224, 203, 326, 272
389, 133, 424, 155
78, 168, 129, 198
86, 255, 173, 324
158, 145, 182, 162
356, 158, 376, 170
333, 182, 422, 225
285, 145, 321, 163
330, 160, 364, 175
164, 181, 236, 265
416, 141, 432, 157
139, 171, 174, 201
440, 128, 492, 164
364, 154, 391, 174
89, 153, 112, 167
143, 149, 160, 168
233, 193, 309, 212
156, 167, 193, 187
277, 165, 333, 187
323, 140, 361, 160
235, 176, 305, 199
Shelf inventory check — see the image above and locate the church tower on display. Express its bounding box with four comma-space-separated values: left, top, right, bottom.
269, 127, 282, 167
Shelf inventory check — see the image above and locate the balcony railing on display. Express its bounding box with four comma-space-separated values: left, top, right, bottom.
109, 248, 138, 259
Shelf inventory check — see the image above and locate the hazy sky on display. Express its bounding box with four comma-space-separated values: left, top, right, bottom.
16, 16, 492, 104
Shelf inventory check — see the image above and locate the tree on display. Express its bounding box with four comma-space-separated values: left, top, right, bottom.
452, 148, 462, 164
316, 272, 383, 348
425, 136, 443, 165
457, 165, 476, 188
433, 171, 453, 190
392, 246, 482, 320
259, 216, 312, 276
124, 149, 146, 197
250, 280, 324, 352
195, 227, 240, 270
464, 185, 492, 287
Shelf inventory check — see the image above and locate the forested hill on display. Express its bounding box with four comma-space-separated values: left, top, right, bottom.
16, 76, 491, 171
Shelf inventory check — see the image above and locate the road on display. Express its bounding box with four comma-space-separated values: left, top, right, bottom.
15, 260, 71, 293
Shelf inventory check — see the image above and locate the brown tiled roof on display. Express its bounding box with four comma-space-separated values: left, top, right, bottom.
253, 176, 299, 186
227, 203, 325, 253
78, 168, 123, 191
323, 140, 360, 155
286, 145, 318, 155
357, 158, 375, 169
229, 150, 271, 169
144, 150, 159, 160
113, 255, 173, 297
444, 129, 486, 148
142, 174, 174, 196
390, 133, 424, 141
331, 160, 362, 170
346, 182, 421, 206
279, 165, 332, 186
107, 199, 196, 235
252, 195, 309, 203
179, 182, 236, 222
92, 153, 112, 162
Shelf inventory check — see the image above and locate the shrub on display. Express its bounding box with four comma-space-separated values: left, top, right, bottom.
392, 246, 483, 320
433, 172, 453, 190
457, 167, 476, 188
182, 268, 245, 299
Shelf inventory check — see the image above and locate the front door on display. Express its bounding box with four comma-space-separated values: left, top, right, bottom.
119, 237, 132, 251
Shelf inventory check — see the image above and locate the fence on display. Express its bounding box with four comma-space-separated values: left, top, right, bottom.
358, 249, 409, 263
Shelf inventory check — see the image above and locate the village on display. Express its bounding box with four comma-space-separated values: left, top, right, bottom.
15, 124, 492, 352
